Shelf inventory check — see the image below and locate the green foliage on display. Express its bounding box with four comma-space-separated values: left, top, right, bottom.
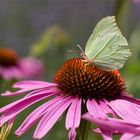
30, 25, 70, 57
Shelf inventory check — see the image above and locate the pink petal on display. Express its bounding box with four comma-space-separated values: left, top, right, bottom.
0, 88, 57, 113
1, 91, 14, 96
121, 95, 140, 105
66, 97, 81, 140
108, 99, 140, 122
120, 133, 135, 140
16, 96, 64, 136
66, 97, 81, 129
99, 129, 112, 140
13, 80, 57, 90
69, 128, 76, 140
0, 90, 56, 127
25, 87, 59, 97
129, 136, 140, 140
99, 100, 117, 118
1, 88, 45, 97
33, 96, 73, 139
120, 134, 140, 140
82, 113, 140, 134
86, 99, 107, 119
1, 81, 57, 96
8, 117, 15, 126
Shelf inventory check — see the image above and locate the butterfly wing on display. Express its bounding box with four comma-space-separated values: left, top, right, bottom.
85, 16, 131, 71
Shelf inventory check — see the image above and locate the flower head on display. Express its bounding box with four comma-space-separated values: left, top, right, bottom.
0, 48, 43, 80
0, 58, 140, 139
54, 58, 125, 100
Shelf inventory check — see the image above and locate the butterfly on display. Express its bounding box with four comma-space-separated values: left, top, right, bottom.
78, 16, 131, 71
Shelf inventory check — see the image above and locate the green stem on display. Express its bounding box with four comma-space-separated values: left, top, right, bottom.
76, 119, 91, 140
75, 102, 91, 140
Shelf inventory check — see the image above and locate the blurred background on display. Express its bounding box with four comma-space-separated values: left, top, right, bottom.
0, 0, 140, 139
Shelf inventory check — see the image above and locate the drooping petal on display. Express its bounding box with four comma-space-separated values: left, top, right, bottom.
93, 128, 112, 140
108, 99, 140, 122
66, 97, 82, 140
82, 113, 140, 134
121, 134, 140, 140
120, 133, 135, 140
86, 99, 107, 119
131, 136, 140, 140
33, 96, 73, 139
0, 91, 56, 127
15, 96, 64, 136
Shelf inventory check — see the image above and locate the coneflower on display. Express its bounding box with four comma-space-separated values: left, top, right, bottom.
0, 58, 140, 140
0, 48, 43, 80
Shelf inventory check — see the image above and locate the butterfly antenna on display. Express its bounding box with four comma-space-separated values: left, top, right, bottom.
66, 44, 86, 58
67, 50, 79, 54
67, 44, 83, 54
77, 44, 88, 60
77, 44, 85, 54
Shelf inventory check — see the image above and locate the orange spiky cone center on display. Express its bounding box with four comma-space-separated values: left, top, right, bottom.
54, 58, 126, 100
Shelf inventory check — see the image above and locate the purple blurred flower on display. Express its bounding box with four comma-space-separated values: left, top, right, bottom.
0, 48, 43, 80
132, 0, 140, 3
0, 58, 140, 139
